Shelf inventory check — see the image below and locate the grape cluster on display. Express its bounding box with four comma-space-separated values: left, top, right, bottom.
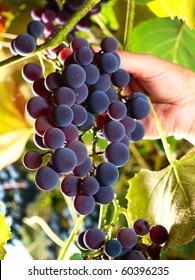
22, 36, 150, 217
0, 164, 39, 239
10, 0, 109, 58
77, 219, 169, 260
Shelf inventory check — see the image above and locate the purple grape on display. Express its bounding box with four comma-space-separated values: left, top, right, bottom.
72, 104, 88, 126
117, 228, 137, 248
83, 64, 100, 86
43, 127, 65, 149
73, 156, 92, 176
77, 231, 89, 250
108, 101, 127, 120
87, 90, 109, 114
41, 9, 56, 23
105, 87, 118, 103
83, 228, 105, 249
22, 150, 42, 170
149, 225, 169, 245
34, 115, 55, 136
51, 147, 77, 174
62, 64, 86, 89
120, 115, 136, 134
35, 166, 59, 191
104, 142, 130, 167
128, 95, 150, 120
104, 239, 122, 258
26, 96, 50, 119
99, 53, 119, 74
53, 86, 76, 106
61, 124, 79, 141
66, 140, 88, 165
66, 0, 86, 11
77, 111, 94, 131
14, 34, 36, 56
53, 104, 74, 127
45, 72, 63, 91
130, 121, 145, 142
73, 193, 95, 216
70, 37, 90, 51
32, 77, 51, 98
95, 162, 119, 186
27, 20, 45, 38
22, 62, 43, 83
103, 120, 125, 142
74, 46, 93, 66
93, 185, 114, 205
60, 175, 81, 197
81, 176, 99, 195
111, 68, 130, 87
133, 219, 150, 236
93, 73, 111, 92
74, 83, 89, 104
101, 37, 118, 53
123, 250, 146, 260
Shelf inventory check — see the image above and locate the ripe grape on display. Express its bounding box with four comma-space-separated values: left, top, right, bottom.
104, 239, 122, 258
81, 176, 100, 196
117, 228, 137, 248
73, 193, 95, 216
74, 46, 93, 66
27, 20, 45, 38
149, 225, 169, 245
133, 219, 150, 235
66, 140, 88, 165
35, 166, 59, 191
60, 175, 81, 197
95, 162, 119, 186
53, 86, 76, 106
53, 104, 74, 127
73, 156, 92, 177
111, 68, 130, 87
108, 100, 127, 120
123, 250, 146, 260
103, 120, 125, 142
26, 96, 50, 119
131, 121, 145, 142
22, 150, 42, 170
83, 228, 105, 250
51, 147, 77, 174
100, 36, 118, 53
62, 64, 86, 88
104, 142, 130, 167
87, 90, 109, 114
43, 127, 65, 149
22, 62, 43, 83
93, 185, 114, 205
14, 34, 36, 56
99, 53, 119, 74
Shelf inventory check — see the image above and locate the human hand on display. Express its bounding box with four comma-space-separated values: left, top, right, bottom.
118, 51, 195, 145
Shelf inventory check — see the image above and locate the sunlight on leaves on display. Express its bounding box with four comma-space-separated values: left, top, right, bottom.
126, 147, 195, 249
0, 213, 11, 260
147, 0, 169, 17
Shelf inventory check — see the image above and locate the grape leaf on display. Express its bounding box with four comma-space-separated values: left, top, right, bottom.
159, 0, 195, 29
132, 17, 195, 71
0, 213, 11, 260
126, 147, 195, 249
69, 253, 83, 260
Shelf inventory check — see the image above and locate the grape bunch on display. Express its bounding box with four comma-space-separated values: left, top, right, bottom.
77, 219, 169, 260
0, 164, 40, 239
10, 0, 109, 58
22, 36, 150, 217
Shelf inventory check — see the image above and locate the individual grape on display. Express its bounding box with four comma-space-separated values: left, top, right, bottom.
104, 142, 130, 167
100, 36, 118, 53
130, 121, 145, 142
35, 166, 59, 191
31, 7, 44, 20
108, 101, 127, 120
111, 68, 130, 87
120, 115, 136, 134
104, 239, 122, 258
131, 92, 148, 100
99, 53, 119, 74
123, 250, 146, 260
33, 133, 47, 150
73, 193, 95, 216
72, 104, 88, 126
60, 175, 81, 197
96, 113, 109, 129
66, 0, 86, 11
34, 115, 55, 136
120, 134, 130, 146
73, 83, 88, 104
66, 140, 88, 165
45, 72, 63, 92
93, 185, 114, 205
22, 62, 43, 83
53, 104, 74, 127
83, 64, 100, 86
103, 120, 125, 142
26, 96, 50, 119
87, 90, 109, 114
44, 22, 58, 37
117, 228, 138, 248
77, 231, 89, 250
95, 162, 119, 186
14, 34, 36, 56
83, 228, 105, 249
128, 95, 150, 120
81, 176, 99, 196
51, 147, 77, 174
93, 74, 111, 92
74, 46, 93, 66
53, 87, 76, 106
41, 9, 56, 23
61, 124, 79, 141
43, 127, 65, 149
149, 225, 169, 245
77, 111, 95, 131
147, 244, 162, 260
70, 37, 90, 51
22, 150, 42, 170
62, 64, 86, 88
32, 77, 51, 98
27, 20, 45, 38
133, 219, 150, 236
105, 87, 118, 103
73, 156, 92, 176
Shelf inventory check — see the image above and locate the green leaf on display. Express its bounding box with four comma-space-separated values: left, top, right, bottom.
159, 0, 195, 29
0, 213, 11, 260
132, 17, 195, 71
136, 0, 153, 4
126, 147, 195, 250
69, 253, 83, 260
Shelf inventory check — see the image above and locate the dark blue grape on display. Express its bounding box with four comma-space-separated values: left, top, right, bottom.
104, 239, 122, 258
117, 228, 137, 249
123, 250, 146, 260
53, 104, 74, 127
99, 53, 119, 74
128, 95, 150, 120
77, 231, 89, 250
61, 124, 79, 141
120, 115, 136, 134
73, 193, 95, 216
23, 150, 42, 170
87, 90, 109, 114
130, 121, 145, 142
53, 86, 76, 106
22, 62, 43, 83
93, 74, 111, 92
51, 147, 77, 174
111, 68, 130, 87
74, 83, 89, 104
66, 140, 88, 165
74, 46, 93, 66
43, 127, 65, 149
45, 72, 63, 91
108, 101, 127, 120
27, 20, 45, 38
83, 228, 105, 249
93, 185, 114, 205
70, 37, 90, 51
73, 156, 92, 176
14, 34, 36, 56
72, 104, 88, 126
104, 142, 130, 167
26, 96, 50, 119
103, 120, 125, 142
81, 176, 99, 196
35, 166, 59, 191
95, 162, 119, 186
60, 175, 81, 197
100, 37, 118, 53
62, 64, 86, 88
83, 64, 100, 85
77, 111, 95, 131
133, 219, 150, 236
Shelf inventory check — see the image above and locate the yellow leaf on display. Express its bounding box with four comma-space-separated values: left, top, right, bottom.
0, 213, 11, 260
147, 0, 169, 18
0, 128, 33, 170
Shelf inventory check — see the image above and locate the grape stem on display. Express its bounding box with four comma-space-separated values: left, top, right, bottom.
0, 0, 101, 68
57, 215, 85, 260
123, 0, 135, 51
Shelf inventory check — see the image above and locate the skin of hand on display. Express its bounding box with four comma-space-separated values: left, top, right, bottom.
118, 51, 195, 145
